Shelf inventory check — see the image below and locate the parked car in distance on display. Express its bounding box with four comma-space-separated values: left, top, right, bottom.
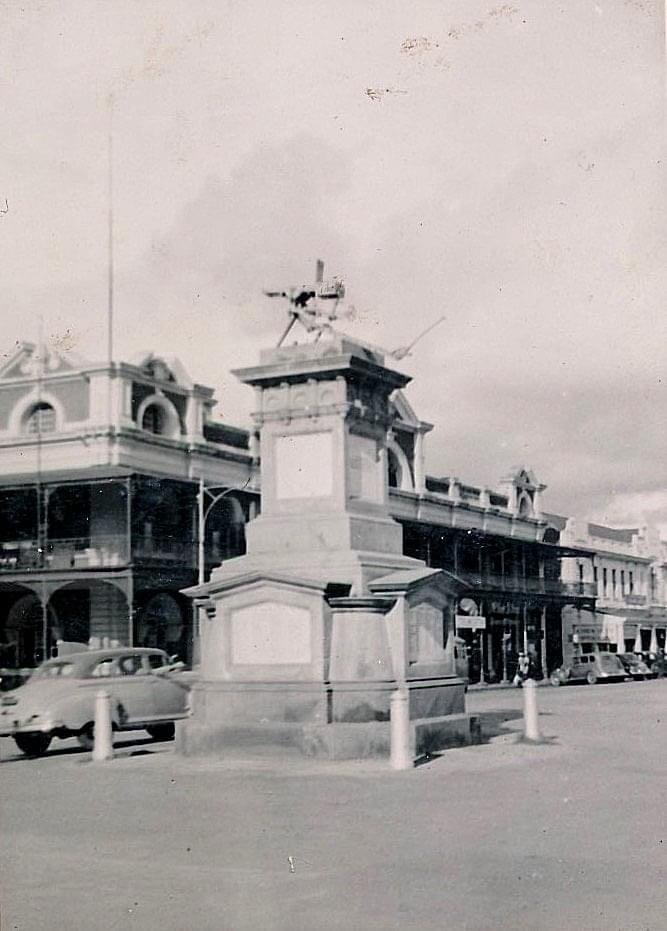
0, 648, 191, 757
617, 653, 652, 680
550, 652, 627, 686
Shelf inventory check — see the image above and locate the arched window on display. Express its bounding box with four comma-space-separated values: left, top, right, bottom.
142, 404, 166, 435
26, 403, 56, 434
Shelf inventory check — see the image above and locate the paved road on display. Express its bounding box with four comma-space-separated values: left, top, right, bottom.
1, 679, 665, 930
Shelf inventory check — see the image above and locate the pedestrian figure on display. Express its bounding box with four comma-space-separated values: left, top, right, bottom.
513, 651, 530, 687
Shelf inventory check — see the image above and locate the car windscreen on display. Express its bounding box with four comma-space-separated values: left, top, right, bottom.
33, 662, 75, 678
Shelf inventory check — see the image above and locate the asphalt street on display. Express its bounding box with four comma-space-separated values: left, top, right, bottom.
1, 679, 665, 930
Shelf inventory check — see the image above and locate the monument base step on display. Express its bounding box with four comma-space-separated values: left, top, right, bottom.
175, 713, 480, 761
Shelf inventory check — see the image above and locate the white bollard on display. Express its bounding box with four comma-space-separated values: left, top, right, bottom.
522, 679, 541, 742
390, 689, 413, 770
92, 689, 114, 762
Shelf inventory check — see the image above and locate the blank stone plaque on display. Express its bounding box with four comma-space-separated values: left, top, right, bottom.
274, 432, 333, 499
231, 602, 312, 665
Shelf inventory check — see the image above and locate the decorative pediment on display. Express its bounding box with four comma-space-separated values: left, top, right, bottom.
497, 466, 547, 519
0, 342, 91, 380
499, 466, 545, 492
129, 351, 193, 389
390, 389, 433, 434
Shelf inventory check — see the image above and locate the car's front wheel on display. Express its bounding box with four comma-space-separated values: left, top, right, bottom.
146, 723, 175, 741
586, 671, 598, 685
14, 733, 52, 757
550, 672, 564, 686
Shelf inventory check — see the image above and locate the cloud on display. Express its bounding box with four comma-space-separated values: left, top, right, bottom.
0, 0, 662, 531
591, 490, 667, 539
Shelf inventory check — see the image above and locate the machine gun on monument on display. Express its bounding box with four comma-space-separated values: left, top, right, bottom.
263, 259, 347, 347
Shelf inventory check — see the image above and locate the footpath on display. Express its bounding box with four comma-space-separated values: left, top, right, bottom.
1, 680, 665, 931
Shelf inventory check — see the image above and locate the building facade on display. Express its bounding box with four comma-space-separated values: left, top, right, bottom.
385, 396, 596, 682
0, 343, 257, 669
0, 339, 606, 681
557, 519, 667, 663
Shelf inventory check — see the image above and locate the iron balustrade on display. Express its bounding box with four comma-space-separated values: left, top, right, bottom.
132, 537, 197, 565
456, 571, 597, 598
0, 536, 129, 571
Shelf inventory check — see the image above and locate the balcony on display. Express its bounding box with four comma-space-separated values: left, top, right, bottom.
458, 572, 597, 599
0, 534, 198, 572
0, 536, 129, 572
132, 537, 196, 566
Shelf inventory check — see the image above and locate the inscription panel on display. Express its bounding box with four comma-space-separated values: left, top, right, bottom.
274, 432, 333, 499
231, 602, 312, 665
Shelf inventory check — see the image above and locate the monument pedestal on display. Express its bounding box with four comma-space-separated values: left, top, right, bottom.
178, 336, 475, 760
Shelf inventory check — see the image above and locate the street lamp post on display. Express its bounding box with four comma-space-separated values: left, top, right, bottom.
193, 477, 250, 663
197, 478, 250, 585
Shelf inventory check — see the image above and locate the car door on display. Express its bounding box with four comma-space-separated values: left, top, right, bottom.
144, 653, 190, 718
570, 655, 588, 681
91, 654, 156, 727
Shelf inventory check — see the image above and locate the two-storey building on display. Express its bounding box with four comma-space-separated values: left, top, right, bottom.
385, 397, 596, 682
0, 342, 257, 669
556, 519, 667, 662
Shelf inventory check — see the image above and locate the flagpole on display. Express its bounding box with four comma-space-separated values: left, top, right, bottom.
36, 316, 48, 662
107, 93, 114, 370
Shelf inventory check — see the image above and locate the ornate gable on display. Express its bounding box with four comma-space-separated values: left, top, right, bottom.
0, 342, 92, 381
497, 466, 547, 519
390, 389, 432, 434
129, 351, 193, 389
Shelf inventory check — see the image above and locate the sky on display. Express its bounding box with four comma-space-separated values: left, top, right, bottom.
1, 0, 665, 531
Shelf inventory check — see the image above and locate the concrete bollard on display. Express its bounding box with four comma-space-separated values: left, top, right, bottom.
390, 689, 413, 770
522, 679, 541, 742
92, 689, 114, 762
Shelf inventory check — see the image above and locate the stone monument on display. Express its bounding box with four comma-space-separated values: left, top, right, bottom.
178, 288, 475, 759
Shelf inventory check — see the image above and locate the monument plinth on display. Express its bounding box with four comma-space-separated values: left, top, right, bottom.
178, 334, 474, 759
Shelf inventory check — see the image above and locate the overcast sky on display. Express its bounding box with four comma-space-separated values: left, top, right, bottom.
1, 1, 665, 531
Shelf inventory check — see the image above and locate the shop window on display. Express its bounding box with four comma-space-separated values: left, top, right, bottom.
26, 402, 56, 434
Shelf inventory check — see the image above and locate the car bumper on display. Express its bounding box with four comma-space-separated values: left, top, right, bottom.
0, 716, 61, 736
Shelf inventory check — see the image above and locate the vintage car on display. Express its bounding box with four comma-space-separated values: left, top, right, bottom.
0, 648, 191, 756
617, 653, 652, 680
550, 651, 627, 686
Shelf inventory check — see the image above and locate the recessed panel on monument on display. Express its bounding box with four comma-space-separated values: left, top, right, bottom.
274, 431, 334, 501
198, 579, 328, 683
231, 602, 312, 666
347, 434, 383, 504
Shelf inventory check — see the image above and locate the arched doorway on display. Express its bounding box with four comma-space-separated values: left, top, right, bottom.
136, 592, 187, 658
2, 590, 57, 667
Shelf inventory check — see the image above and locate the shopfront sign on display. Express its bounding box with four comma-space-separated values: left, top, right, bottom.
456, 615, 486, 631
